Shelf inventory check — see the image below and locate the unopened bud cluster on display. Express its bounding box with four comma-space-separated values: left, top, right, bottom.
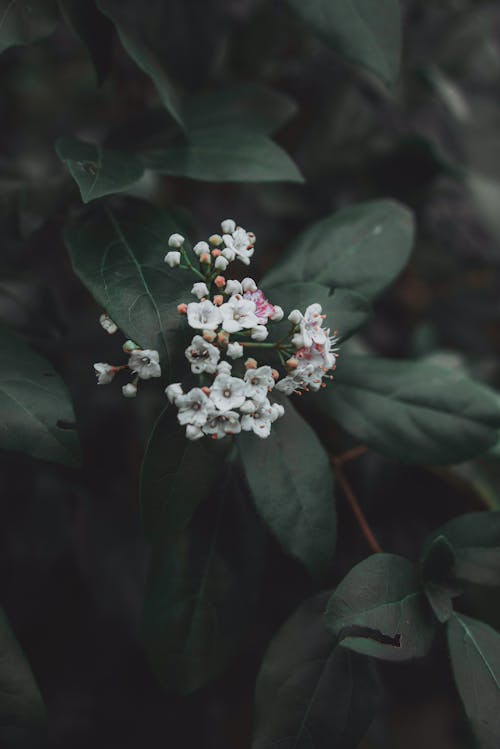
92, 218, 339, 439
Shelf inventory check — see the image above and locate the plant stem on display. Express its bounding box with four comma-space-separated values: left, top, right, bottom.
331, 447, 383, 554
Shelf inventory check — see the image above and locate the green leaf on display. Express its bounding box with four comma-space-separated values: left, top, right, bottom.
0, 325, 80, 466
420, 535, 460, 623
142, 126, 304, 184
140, 407, 229, 545
253, 593, 379, 749
324, 554, 436, 661
424, 512, 500, 587
263, 282, 371, 343
0, 0, 57, 54
95, 0, 184, 128
142, 461, 267, 695
62, 198, 193, 372
261, 200, 414, 300
314, 355, 500, 465
238, 397, 336, 580
286, 0, 402, 88
183, 83, 298, 135
55, 137, 144, 203
57, 0, 114, 85
447, 613, 500, 749
0, 608, 47, 747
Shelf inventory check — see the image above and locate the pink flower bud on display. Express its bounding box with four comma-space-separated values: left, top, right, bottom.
177, 303, 188, 314
214, 275, 226, 289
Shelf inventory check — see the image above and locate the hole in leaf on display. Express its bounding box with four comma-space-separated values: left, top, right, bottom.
56, 419, 76, 431
78, 161, 98, 176
341, 625, 401, 648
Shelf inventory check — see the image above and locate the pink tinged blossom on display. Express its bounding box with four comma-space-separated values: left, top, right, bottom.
219, 295, 258, 333
243, 288, 275, 324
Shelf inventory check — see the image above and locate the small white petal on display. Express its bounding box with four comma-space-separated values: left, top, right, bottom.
225, 280, 242, 296
99, 314, 118, 335
164, 251, 181, 267
122, 383, 137, 398
251, 325, 269, 341
221, 218, 236, 234
186, 424, 204, 440
214, 256, 229, 271
227, 342, 244, 360
168, 233, 184, 248
241, 277, 257, 292
193, 241, 209, 256
191, 282, 209, 299
165, 383, 183, 404
222, 247, 236, 261
270, 305, 284, 322
288, 309, 303, 325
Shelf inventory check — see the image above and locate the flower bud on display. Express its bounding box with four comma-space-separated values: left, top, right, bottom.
214, 275, 226, 289
164, 250, 181, 267
201, 386, 211, 396
288, 309, 303, 325
213, 294, 224, 306
271, 369, 280, 380
245, 357, 257, 370
177, 303, 188, 314
123, 339, 140, 353
203, 330, 216, 342
221, 218, 236, 234
287, 358, 298, 370
217, 331, 229, 345
186, 424, 204, 441
122, 383, 137, 398
191, 281, 209, 299
241, 277, 257, 292
214, 256, 229, 271
193, 241, 209, 256
200, 252, 211, 264
217, 361, 232, 374
209, 234, 223, 246
222, 247, 236, 262
227, 342, 244, 359
270, 305, 284, 322
99, 313, 118, 335
251, 325, 269, 341
240, 399, 256, 414
292, 333, 304, 348
165, 383, 183, 404
168, 233, 184, 248
225, 279, 242, 296
247, 231, 256, 244
211, 249, 222, 257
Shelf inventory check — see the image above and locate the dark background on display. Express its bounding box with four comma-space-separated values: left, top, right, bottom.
1, 0, 500, 746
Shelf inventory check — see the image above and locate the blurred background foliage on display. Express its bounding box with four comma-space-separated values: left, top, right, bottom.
1, 0, 500, 746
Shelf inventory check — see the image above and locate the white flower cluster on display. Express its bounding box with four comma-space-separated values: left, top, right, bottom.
91, 217, 339, 438
163, 218, 339, 440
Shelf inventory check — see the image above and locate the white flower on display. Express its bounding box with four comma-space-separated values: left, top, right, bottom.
244, 365, 275, 400
275, 377, 296, 395
122, 383, 137, 398
292, 333, 305, 348
221, 218, 236, 234
191, 282, 209, 299
193, 241, 209, 256
99, 314, 118, 335
185, 335, 220, 374
217, 360, 232, 374
176, 388, 212, 427
186, 424, 204, 440
220, 295, 258, 333
270, 306, 284, 322
241, 277, 257, 292
227, 342, 244, 359
241, 397, 276, 438
187, 300, 221, 330
288, 309, 303, 325
300, 303, 327, 347
168, 233, 184, 248
222, 247, 236, 262
270, 402, 285, 421
203, 410, 241, 438
251, 325, 268, 341
165, 251, 181, 267
94, 362, 115, 385
210, 373, 246, 411
214, 256, 229, 271
128, 349, 161, 379
225, 280, 242, 296
223, 227, 254, 265
165, 382, 183, 404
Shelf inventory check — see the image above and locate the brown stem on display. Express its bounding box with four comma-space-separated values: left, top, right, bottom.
331, 447, 383, 554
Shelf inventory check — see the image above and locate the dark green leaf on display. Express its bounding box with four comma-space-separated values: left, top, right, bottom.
261, 200, 414, 300
324, 554, 436, 661
263, 282, 371, 343
95, 0, 184, 128
447, 613, 500, 749
62, 198, 193, 372
140, 407, 229, 545
55, 137, 144, 203
420, 535, 460, 623
424, 512, 500, 587
142, 127, 304, 184
142, 461, 266, 694
253, 593, 379, 749
286, 0, 401, 87
0, 608, 47, 747
238, 397, 336, 580
315, 355, 500, 465
0, 0, 57, 54
183, 83, 298, 135
57, 0, 114, 85
0, 325, 80, 466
